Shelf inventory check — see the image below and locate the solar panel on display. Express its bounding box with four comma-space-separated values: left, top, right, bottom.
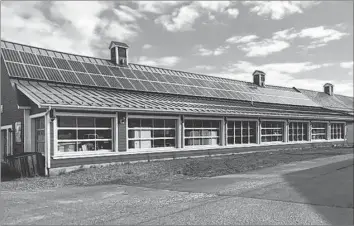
151, 82, 168, 93
142, 71, 158, 81
104, 76, 124, 89
128, 79, 148, 91
5, 62, 28, 78
109, 66, 125, 77
90, 74, 109, 87
152, 73, 169, 83
68, 60, 86, 72
1, 48, 22, 62
75, 72, 96, 86
131, 69, 148, 80
53, 58, 72, 70
43, 68, 65, 82
25, 65, 47, 80
96, 65, 113, 75
140, 80, 158, 92
117, 78, 135, 90
120, 68, 138, 79
60, 70, 81, 84
82, 62, 100, 74
163, 83, 178, 94
37, 55, 57, 68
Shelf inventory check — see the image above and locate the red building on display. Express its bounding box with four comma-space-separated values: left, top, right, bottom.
1, 40, 353, 175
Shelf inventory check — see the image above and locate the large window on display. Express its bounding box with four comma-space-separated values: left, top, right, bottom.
184, 120, 220, 146
331, 123, 344, 140
311, 122, 327, 140
57, 116, 113, 153
35, 117, 45, 154
128, 118, 176, 149
289, 122, 308, 142
227, 121, 257, 145
261, 121, 284, 142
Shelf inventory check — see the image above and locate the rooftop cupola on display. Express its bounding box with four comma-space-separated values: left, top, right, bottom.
324, 83, 334, 96
109, 41, 129, 67
253, 70, 265, 87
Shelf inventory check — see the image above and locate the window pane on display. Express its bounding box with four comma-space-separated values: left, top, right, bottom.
97, 141, 112, 150
128, 119, 140, 128
165, 129, 175, 137
58, 116, 76, 127
142, 119, 153, 127
58, 130, 77, 140
78, 130, 95, 139
165, 119, 176, 128
78, 117, 94, 127
165, 139, 175, 147
79, 141, 96, 151
58, 142, 77, 152
153, 139, 165, 148
153, 130, 164, 138
154, 119, 164, 128
96, 130, 112, 139
96, 118, 112, 128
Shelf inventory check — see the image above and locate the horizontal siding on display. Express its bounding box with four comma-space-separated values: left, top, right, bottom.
118, 112, 127, 152
50, 140, 346, 168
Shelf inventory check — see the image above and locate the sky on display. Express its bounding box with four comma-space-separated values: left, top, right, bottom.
1, 1, 353, 96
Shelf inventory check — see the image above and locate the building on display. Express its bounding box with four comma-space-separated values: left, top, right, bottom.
1, 40, 353, 175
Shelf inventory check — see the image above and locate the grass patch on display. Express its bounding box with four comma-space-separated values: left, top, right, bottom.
1, 146, 353, 191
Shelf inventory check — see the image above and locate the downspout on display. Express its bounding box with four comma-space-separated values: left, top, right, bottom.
45, 106, 52, 176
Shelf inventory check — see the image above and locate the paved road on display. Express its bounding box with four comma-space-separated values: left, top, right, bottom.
2, 154, 353, 225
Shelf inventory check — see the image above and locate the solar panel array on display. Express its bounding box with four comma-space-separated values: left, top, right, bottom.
0, 40, 318, 107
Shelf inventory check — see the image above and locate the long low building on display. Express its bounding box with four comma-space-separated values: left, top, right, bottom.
1, 40, 353, 175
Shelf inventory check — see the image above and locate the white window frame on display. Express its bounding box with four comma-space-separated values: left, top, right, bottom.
226, 118, 258, 146
126, 114, 179, 151
54, 112, 118, 157
1, 125, 13, 158
260, 119, 286, 143
288, 120, 310, 143
311, 121, 328, 141
183, 117, 222, 148
330, 122, 345, 140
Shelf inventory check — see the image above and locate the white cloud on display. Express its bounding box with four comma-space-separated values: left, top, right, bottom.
194, 65, 216, 71
227, 8, 239, 18
243, 1, 320, 20
195, 44, 230, 56
113, 5, 145, 22
226, 35, 258, 44
155, 4, 200, 32
136, 56, 180, 67
196, 1, 231, 12
1, 1, 115, 56
273, 26, 349, 49
142, 44, 152, 49
134, 1, 184, 14
340, 61, 353, 69
238, 39, 290, 57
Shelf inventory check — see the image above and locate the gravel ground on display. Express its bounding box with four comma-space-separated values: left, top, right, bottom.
1, 146, 353, 191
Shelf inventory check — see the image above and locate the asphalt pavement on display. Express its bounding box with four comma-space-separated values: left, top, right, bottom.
2, 153, 353, 225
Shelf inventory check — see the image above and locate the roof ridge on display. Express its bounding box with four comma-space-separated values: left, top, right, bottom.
298, 87, 354, 98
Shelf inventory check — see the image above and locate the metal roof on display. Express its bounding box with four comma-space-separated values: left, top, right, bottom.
298, 88, 354, 113
12, 79, 353, 120
1, 40, 322, 108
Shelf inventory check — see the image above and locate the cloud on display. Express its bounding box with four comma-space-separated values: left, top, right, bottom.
155, 1, 240, 32
237, 39, 290, 57
194, 65, 217, 71
142, 44, 152, 49
243, 1, 320, 20
227, 8, 239, 18
133, 1, 184, 14
136, 56, 180, 67
340, 61, 353, 69
226, 35, 258, 44
195, 44, 230, 56
113, 5, 145, 22
273, 25, 349, 49
196, 1, 231, 12
155, 4, 200, 32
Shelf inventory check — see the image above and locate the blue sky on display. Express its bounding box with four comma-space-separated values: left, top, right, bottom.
1, 1, 353, 96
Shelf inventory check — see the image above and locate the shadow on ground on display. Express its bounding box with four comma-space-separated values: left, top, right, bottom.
283, 159, 354, 225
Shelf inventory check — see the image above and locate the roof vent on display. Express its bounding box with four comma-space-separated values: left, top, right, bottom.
109, 41, 129, 67
253, 70, 265, 87
324, 83, 334, 96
